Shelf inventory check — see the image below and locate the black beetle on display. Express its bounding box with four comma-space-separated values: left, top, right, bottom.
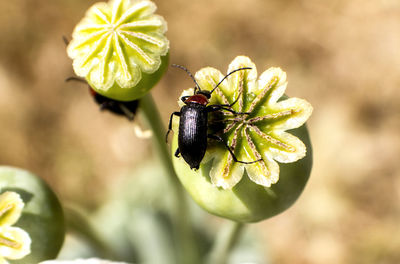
166, 64, 261, 170
66, 77, 139, 121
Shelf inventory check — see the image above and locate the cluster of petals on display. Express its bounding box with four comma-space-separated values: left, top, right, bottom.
0, 192, 31, 264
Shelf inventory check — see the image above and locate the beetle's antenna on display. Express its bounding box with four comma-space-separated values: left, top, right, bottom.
65, 76, 87, 84
172, 64, 202, 93
62, 36, 70, 46
210, 67, 252, 95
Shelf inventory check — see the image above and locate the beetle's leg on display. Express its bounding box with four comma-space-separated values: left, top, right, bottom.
180, 95, 191, 103
174, 148, 180, 157
99, 102, 109, 111
228, 94, 241, 107
118, 103, 135, 121
206, 105, 250, 115
166, 111, 181, 142
208, 134, 262, 164
208, 117, 243, 124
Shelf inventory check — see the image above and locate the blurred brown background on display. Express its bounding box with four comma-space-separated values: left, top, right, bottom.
1, 0, 399, 263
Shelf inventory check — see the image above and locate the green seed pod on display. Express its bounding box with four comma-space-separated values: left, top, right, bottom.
171, 56, 313, 222
0, 166, 65, 263
67, 0, 169, 101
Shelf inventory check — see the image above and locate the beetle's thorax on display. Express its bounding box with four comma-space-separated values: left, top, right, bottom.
184, 94, 209, 106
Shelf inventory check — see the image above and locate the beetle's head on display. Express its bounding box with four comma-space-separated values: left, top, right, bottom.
196, 90, 211, 99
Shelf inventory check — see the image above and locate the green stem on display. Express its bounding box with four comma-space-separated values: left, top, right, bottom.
208, 222, 245, 264
139, 93, 199, 264
139, 93, 181, 193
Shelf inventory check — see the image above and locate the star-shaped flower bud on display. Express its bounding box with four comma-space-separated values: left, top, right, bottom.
177, 56, 312, 189
67, 0, 169, 101
0, 192, 31, 264
171, 56, 313, 222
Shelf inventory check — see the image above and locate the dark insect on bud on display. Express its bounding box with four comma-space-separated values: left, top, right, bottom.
166, 65, 262, 170
66, 77, 138, 121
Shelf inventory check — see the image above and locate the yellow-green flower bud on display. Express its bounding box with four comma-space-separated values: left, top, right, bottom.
0, 167, 65, 263
67, 0, 169, 101
171, 56, 313, 222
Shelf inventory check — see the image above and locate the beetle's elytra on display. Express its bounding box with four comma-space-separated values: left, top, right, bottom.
177, 99, 209, 169
166, 65, 262, 170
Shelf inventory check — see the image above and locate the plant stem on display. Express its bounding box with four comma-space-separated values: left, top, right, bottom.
139, 94, 181, 193
208, 221, 245, 264
139, 93, 199, 264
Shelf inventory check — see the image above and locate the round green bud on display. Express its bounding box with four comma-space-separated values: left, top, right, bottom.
172, 124, 312, 222
171, 56, 313, 222
67, 0, 169, 101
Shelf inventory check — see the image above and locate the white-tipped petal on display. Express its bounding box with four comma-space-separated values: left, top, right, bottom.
0, 192, 24, 227
0, 226, 31, 260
